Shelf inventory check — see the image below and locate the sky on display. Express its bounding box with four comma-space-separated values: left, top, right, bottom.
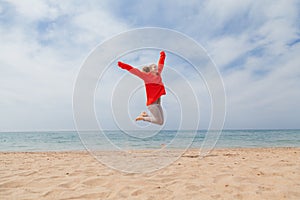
0, 0, 300, 131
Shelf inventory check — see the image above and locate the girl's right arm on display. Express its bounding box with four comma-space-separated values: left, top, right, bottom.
158, 51, 166, 74
118, 62, 146, 80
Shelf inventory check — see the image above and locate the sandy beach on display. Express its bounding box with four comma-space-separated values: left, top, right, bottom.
1, 148, 300, 200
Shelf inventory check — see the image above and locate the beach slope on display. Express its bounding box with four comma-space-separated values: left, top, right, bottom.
1, 148, 300, 199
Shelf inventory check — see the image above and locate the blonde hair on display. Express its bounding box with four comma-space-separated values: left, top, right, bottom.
142, 64, 157, 73
142, 66, 150, 72
149, 64, 157, 69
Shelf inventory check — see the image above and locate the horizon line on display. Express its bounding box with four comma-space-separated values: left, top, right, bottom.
1, 128, 300, 133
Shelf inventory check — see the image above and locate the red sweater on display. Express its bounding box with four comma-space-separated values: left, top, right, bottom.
118, 51, 166, 106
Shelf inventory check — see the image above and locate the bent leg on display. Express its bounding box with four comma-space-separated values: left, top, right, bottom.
143, 104, 164, 125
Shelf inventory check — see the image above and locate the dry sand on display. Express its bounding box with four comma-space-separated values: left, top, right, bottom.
1, 148, 300, 200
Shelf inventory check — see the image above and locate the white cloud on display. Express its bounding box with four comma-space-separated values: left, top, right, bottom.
0, 0, 128, 131
194, 0, 300, 128
0, 0, 299, 130
208, 35, 251, 68
203, 0, 252, 28
223, 41, 300, 128
7, 0, 51, 20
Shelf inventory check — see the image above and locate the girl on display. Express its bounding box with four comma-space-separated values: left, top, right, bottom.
117, 51, 166, 125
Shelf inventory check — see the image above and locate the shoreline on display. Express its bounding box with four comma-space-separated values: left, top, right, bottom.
0, 146, 299, 153
1, 147, 300, 199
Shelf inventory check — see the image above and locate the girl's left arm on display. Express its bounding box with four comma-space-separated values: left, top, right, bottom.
158, 51, 166, 74
118, 61, 146, 80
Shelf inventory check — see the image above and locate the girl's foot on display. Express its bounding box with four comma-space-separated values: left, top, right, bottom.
135, 111, 148, 121
135, 116, 144, 121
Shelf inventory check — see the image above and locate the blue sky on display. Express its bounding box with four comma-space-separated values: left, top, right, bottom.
0, 0, 300, 131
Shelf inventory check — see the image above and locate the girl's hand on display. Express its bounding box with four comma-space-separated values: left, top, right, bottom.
118, 61, 126, 69
118, 61, 133, 70
160, 51, 165, 57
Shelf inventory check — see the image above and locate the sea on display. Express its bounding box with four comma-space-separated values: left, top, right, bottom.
0, 129, 300, 152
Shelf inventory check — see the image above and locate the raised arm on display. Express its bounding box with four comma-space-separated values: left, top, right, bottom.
158, 51, 166, 74
118, 61, 146, 80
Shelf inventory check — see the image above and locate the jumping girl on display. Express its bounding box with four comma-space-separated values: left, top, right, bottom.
117, 51, 166, 125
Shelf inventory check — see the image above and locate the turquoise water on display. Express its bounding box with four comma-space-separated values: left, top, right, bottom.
0, 130, 299, 152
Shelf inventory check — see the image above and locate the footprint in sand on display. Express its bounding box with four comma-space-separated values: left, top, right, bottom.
82, 178, 104, 187
131, 189, 143, 196
213, 174, 233, 184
